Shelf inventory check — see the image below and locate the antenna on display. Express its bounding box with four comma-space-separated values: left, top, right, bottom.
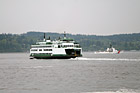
64, 31, 66, 39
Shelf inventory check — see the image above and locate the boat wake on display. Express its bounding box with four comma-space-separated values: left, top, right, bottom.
81, 89, 140, 93
70, 57, 140, 62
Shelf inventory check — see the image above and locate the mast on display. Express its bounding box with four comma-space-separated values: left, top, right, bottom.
48, 36, 50, 40
44, 33, 46, 41
110, 44, 112, 48
64, 31, 66, 39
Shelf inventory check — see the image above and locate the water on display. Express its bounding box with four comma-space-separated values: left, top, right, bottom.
0, 52, 140, 93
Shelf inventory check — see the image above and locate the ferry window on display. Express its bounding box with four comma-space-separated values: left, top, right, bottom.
39, 49, 42, 51
47, 46, 52, 47
45, 53, 52, 55
32, 46, 52, 48
31, 49, 37, 51
58, 45, 60, 48
44, 49, 48, 51
44, 49, 52, 51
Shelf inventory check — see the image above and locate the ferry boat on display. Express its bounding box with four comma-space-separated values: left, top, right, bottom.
94, 44, 120, 54
30, 32, 82, 59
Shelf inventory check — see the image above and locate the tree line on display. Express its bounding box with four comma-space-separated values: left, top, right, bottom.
0, 32, 140, 52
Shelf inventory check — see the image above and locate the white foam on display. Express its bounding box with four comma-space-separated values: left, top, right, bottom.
70, 57, 140, 62
81, 89, 139, 93
22, 66, 53, 69
32, 66, 53, 68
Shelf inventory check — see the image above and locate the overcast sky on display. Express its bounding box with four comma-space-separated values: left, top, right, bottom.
0, 0, 140, 35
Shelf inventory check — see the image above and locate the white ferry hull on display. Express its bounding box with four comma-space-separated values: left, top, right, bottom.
30, 54, 81, 59
30, 48, 82, 59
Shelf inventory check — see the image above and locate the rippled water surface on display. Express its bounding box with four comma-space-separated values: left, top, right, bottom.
0, 52, 140, 93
